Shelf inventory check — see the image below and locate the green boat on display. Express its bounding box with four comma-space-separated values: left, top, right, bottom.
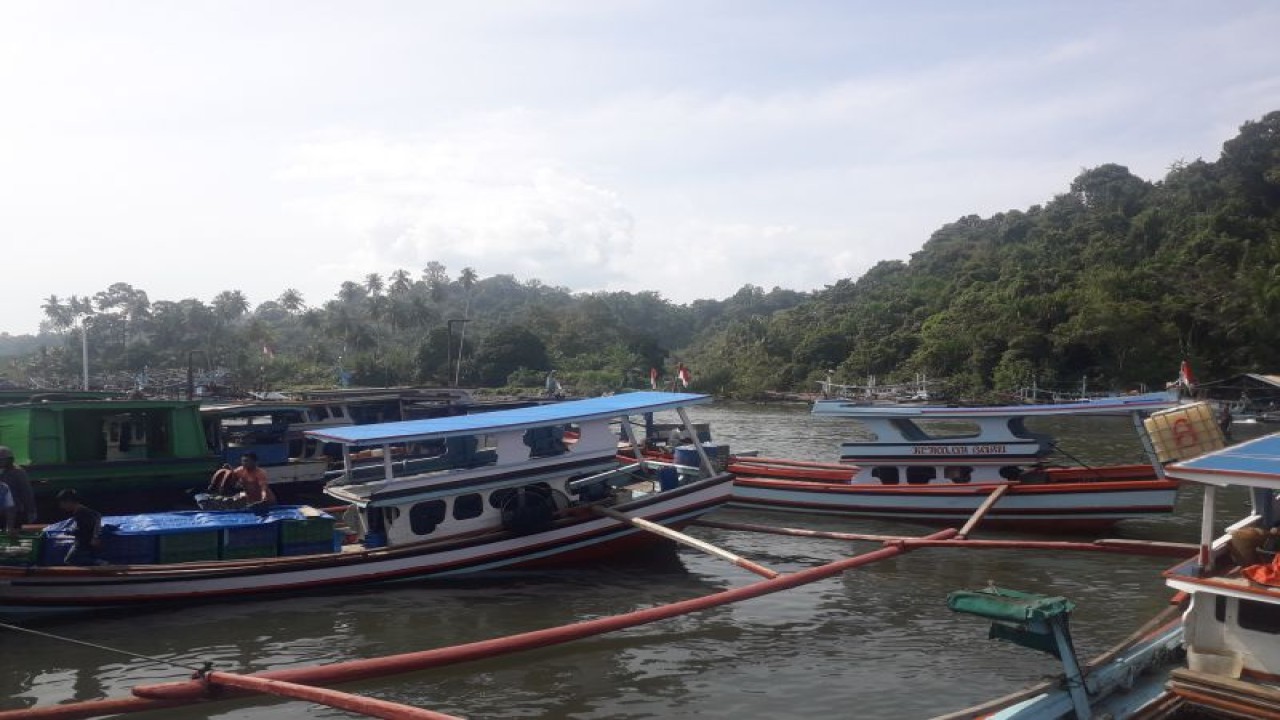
0, 396, 220, 520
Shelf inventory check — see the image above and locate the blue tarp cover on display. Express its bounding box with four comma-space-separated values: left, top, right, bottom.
1169, 432, 1280, 485
306, 391, 709, 446
43, 506, 331, 537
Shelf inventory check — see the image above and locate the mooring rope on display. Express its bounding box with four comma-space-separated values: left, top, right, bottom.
0, 621, 212, 677
1047, 440, 1103, 479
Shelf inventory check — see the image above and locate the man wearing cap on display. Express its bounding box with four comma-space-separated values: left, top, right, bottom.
56, 489, 103, 565
0, 446, 36, 526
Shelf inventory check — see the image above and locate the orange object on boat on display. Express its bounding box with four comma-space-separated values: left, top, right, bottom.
1244, 556, 1280, 586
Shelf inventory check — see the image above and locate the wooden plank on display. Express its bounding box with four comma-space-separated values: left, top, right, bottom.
956, 484, 1009, 539
592, 505, 779, 579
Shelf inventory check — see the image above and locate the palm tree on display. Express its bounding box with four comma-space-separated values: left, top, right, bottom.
212, 290, 250, 323
278, 288, 306, 314
338, 281, 366, 305
389, 269, 413, 295
41, 295, 73, 332
364, 273, 384, 297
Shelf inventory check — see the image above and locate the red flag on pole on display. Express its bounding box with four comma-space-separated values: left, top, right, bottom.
1179, 360, 1195, 389
649, 367, 659, 390
677, 363, 691, 388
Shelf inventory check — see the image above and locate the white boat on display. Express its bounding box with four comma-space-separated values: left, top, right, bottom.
943, 413, 1280, 719
729, 393, 1183, 531
0, 392, 732, 621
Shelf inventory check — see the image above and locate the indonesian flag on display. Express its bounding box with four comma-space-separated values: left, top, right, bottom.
262, 344, 275, 358
1179, 360, 1196, 389
649, 367, 659, 390
677, 363, 691, 388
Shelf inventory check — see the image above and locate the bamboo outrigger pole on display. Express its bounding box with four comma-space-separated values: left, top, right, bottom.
955, 484, 1010, 540
103, 529, 956, 713
592, 505, 780, 579
202, 671, 461, 720
692, 520, 1197, 558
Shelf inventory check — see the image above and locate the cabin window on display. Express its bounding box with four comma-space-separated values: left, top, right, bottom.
1237, 598, 1280, 634
524, 426, 568, 457
1215, 595, 1227, 623
906, 467, 935, 485
453, 493, 484, 520
944, 466, 973, 484
872, 467, 900, 485
409, 501, 447, 535
332, 406, 346, 418
489, 483, 554, 509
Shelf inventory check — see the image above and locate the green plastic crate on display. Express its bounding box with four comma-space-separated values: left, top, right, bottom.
220, 543, 278, 560
156, 531, 220, 564
0, 533, 41, 566
280, 517, 335, 547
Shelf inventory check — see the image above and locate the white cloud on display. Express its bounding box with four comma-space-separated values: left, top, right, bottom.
3, 1, 1280, 332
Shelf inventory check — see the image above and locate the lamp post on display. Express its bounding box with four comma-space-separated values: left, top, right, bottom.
78, 315, 93, 391
447, 318, 469, 387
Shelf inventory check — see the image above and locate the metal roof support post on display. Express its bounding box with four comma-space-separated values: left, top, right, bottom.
342, 447, 353, 481
618, 418, 645, 464
1200, 484, 1216, 575
675, 407, 714, 476
383, 443, 394, 482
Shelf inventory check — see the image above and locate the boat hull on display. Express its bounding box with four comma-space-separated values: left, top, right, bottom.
0, 474, 733, 620
729, 474, 1179, 531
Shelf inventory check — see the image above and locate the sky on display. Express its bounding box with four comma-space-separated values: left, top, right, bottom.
2, 1, 1279, 334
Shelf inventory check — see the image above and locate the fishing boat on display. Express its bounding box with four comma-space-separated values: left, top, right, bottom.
0, 395, 219, 519
0, 392, 732, 621
201, 402, 330, 488
728, 393, 1185, 531
942, 414, 1280, 719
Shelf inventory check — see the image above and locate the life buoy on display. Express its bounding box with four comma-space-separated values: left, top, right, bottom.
500, 486, 555, 535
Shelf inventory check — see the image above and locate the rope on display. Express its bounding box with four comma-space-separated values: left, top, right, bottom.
0, 622, 213, 677
1046, 441, 1103, 480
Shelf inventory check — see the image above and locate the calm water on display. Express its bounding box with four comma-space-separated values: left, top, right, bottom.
3, 403, 1269, 719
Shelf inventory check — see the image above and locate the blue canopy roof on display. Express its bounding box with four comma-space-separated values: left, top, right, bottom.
305, 391, 710, 446
1167, 432, 1280, 488
812, 391, 1178, 419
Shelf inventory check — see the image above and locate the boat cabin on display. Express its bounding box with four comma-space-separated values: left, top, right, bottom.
201, 403, 330, 487
1165, 434, 1280, 690
307, 392, 720, 549
0, 398, 219, 517
811, 393, 1178, 486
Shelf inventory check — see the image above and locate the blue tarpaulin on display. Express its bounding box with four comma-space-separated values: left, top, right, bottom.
305, 391, 709, 446
43, 506, 331, 537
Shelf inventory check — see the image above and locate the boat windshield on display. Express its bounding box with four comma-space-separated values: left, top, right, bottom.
897, 419, 981, 441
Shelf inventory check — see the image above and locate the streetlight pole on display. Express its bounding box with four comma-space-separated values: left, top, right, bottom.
80, 316, 90, 391
447, 318, 469, 387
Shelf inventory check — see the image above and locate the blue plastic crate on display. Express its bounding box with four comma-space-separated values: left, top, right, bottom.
38, 534, 76, 566
100, 533, 158, 565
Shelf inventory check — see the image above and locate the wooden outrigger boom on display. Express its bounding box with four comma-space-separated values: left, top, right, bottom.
1, 528, 957, 720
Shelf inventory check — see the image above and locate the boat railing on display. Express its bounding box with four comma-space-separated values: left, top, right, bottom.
567, 458, 701, 494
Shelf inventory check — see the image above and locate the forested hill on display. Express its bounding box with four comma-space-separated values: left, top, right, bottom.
686, 111, 1280, 398
8, 112, 1279, 399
